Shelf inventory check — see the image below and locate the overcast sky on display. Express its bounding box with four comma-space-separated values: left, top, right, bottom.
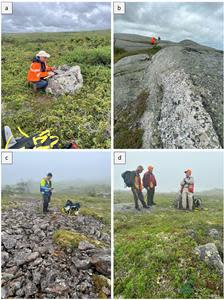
114, 151, 223, 192
115, 2, 223, 50
2, 152, 110, 185
2, 2, 111, 33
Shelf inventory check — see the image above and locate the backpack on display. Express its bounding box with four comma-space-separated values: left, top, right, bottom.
121, 171, 133, 187
62, 200, 81, 215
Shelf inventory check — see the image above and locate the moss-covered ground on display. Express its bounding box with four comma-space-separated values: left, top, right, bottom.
114, 191, 223, 298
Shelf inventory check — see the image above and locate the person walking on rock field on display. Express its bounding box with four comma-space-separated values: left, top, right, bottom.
143, 165, 157, 206
40, 173, 53, 214
180, 169, 194, 211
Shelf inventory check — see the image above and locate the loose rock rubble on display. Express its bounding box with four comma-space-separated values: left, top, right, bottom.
46, 65, 83, 96
1, 199, 111, 299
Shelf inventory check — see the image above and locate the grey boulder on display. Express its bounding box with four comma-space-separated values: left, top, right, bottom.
195, 243, 223, 275
46, 65, 83, 96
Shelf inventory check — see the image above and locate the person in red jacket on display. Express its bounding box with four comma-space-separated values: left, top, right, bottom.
151, 36, 156, 45
27, 50, 55, 91
143, 165, 157, 206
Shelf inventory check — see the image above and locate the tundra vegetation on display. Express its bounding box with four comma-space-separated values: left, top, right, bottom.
114, 190, 223, 299
2, 30, 111, 148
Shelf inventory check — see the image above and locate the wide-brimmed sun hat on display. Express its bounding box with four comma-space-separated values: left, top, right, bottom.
36, 50, 50, 58
184, 169, 192, 175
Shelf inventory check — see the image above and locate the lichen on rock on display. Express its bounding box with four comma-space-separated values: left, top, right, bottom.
46, 64, 83, 96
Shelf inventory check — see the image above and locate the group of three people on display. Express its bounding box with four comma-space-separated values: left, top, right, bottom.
129, 165, 194, 211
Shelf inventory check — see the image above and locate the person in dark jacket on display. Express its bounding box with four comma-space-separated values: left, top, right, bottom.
130, 165, 148, 211
143, 165, 157, 206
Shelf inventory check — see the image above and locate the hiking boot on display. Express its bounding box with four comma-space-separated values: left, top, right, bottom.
33, 84, 37, 93
135, 207, 141, 211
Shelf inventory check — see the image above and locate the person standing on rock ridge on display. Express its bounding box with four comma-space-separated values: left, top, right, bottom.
130, 166, 149, 211
151, 36, 156, 45
27, 50, 56, 92
143, 165, 157, 206
180, 169, 194, 211
40, 172, 53, 214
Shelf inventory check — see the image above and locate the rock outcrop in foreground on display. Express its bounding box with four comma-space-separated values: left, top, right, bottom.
1, 200, 111, 299
114, 35, 223, 149
46, 65, 83, 96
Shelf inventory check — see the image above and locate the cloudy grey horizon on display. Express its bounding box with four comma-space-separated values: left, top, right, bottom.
2, 152, 111, 186
2, 2, 111, 34
114, 2, 223, 50
114, 151, 223, 193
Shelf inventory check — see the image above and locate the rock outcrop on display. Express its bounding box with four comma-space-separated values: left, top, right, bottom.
194, 243, 223, 276
46, 65, 83, 96
1, 199, 111, 299
114, 35, 223, 149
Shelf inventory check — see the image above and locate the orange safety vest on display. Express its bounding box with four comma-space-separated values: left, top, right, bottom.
27, 60, 53, 82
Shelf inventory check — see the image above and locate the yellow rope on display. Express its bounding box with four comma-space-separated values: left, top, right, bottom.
17, 127, 29, 138
5, 135, 13, 149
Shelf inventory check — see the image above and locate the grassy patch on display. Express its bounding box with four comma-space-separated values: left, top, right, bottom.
2, 30, 111, 149
52, 194, 111, 227
1, 195, 20, 210
114, 45, 161, 63
53, 229, 104, 249
114, 90, 149, 148
80, 207, 109, 225
93, 274, 111, 299
114, 191, 223, 298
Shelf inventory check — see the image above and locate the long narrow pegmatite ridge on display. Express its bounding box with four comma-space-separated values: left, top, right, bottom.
141, 45, 222, 149
114, 41, 223, 149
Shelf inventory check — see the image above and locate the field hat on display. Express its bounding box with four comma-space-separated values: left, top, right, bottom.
184, 169, 192, 175
148, 165, 154, 171
137, 165, 144, 171
36, 50, 50, 58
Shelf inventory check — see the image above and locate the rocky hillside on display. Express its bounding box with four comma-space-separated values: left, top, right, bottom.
114, 33, 223, 149
1, 199, 111, 299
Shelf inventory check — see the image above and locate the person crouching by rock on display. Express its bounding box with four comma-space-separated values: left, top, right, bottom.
40, 172, 53, 214
143, 165, 157, 206
27, 50, 56, 92
180, 169, 194, 211
131, 165, 149, 211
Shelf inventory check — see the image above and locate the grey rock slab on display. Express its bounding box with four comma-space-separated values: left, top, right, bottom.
2, 235, 17, 250
72, 258, 91, 270
13, 250, 39, 266
78, 240, 96, 251
195, 243, 223, 275
25, 281, 38, 297
90, 252, 111, 276
1, 251, 9, 267
46, 65, 83, 96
